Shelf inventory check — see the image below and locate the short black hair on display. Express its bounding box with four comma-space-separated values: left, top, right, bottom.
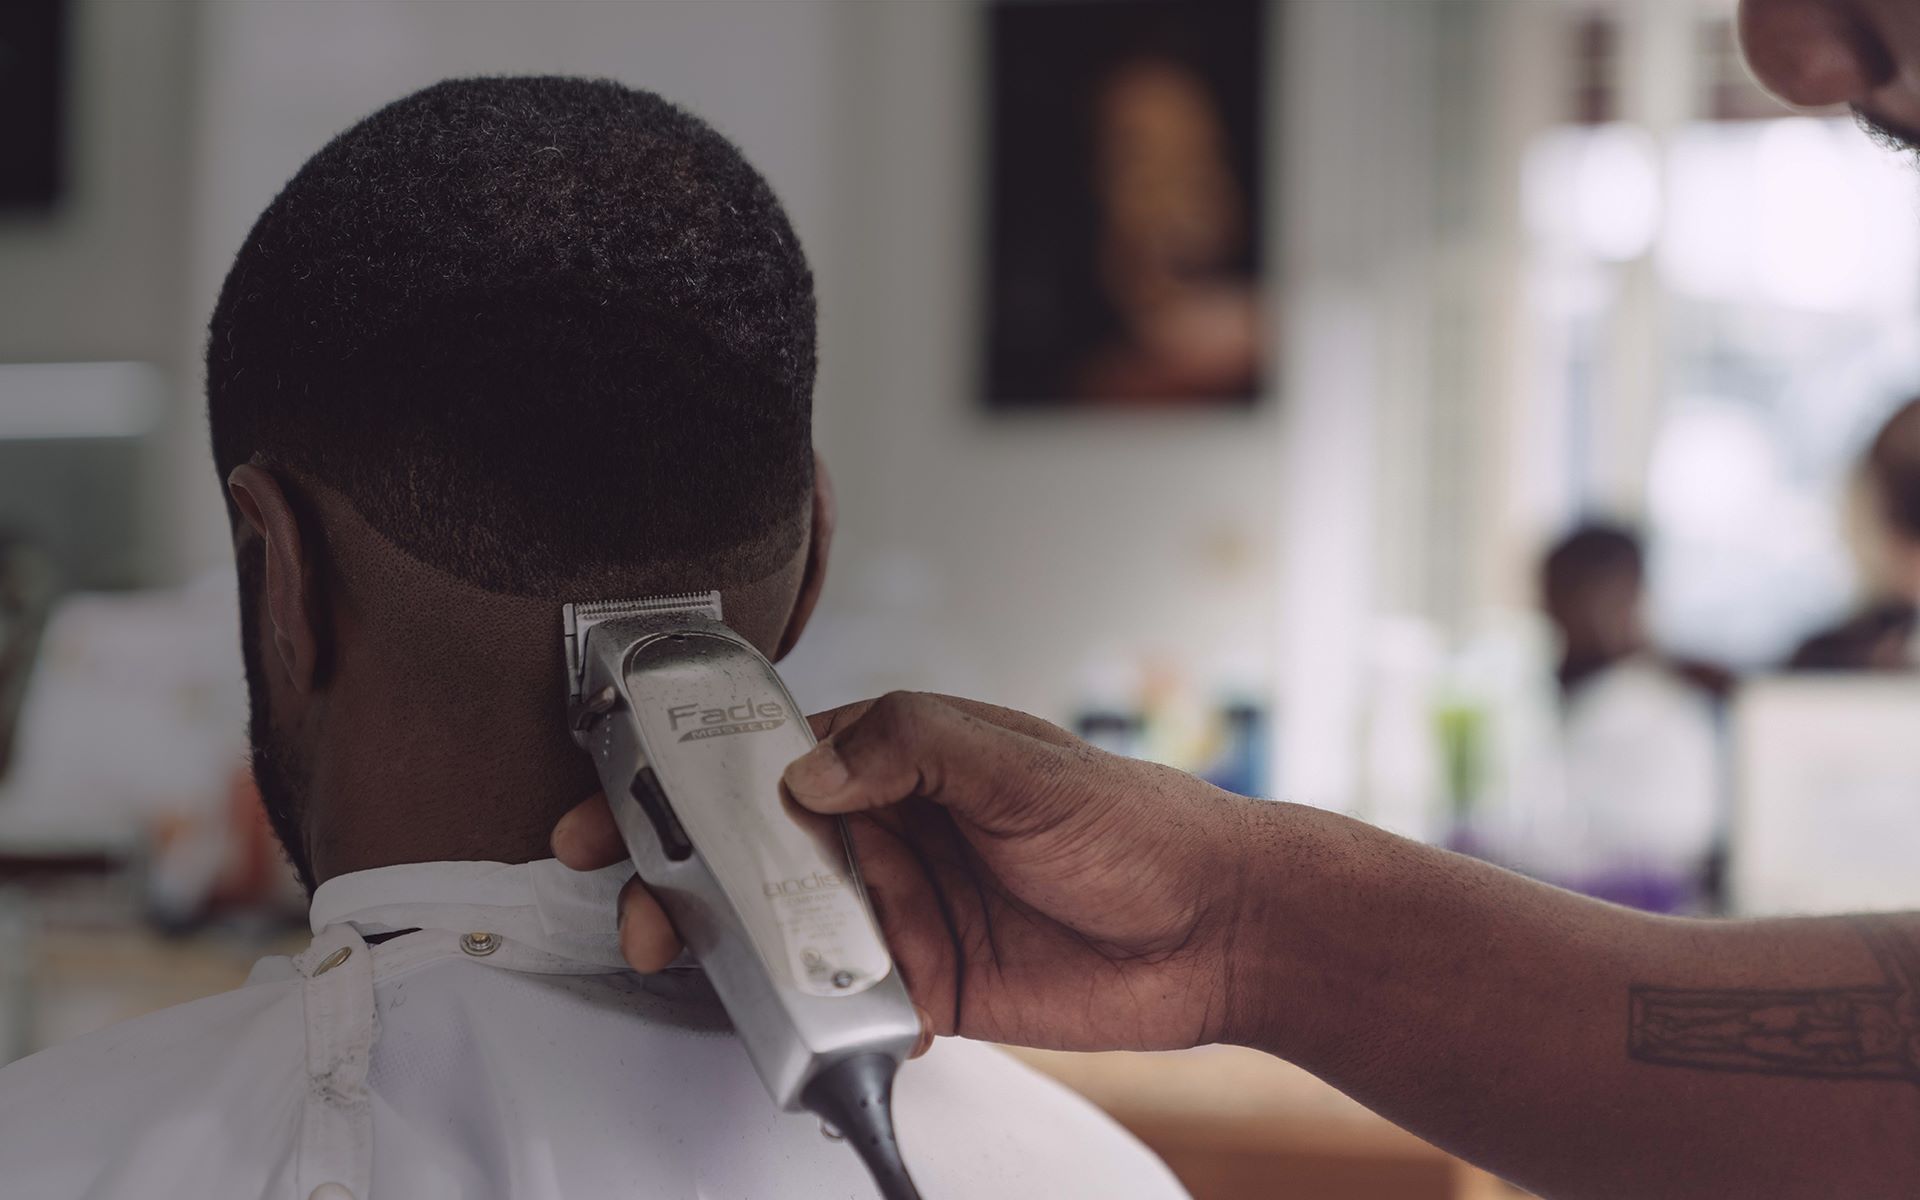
207, 75, 816, 596
1541, 522, 1642, 610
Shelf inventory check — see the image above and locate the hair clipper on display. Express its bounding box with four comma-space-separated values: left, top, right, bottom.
563, 592, 924, 1199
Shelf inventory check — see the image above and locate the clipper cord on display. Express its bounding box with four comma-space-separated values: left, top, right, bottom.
801, 1053, 924, 1200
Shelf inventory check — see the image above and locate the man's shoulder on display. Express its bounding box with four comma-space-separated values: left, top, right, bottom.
0, 967, 306, 1196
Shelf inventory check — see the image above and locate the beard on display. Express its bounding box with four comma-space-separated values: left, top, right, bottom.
236, 543, 319, 895
1856, 107, 1920, 157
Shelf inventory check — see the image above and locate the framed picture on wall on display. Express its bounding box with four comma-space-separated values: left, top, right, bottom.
0, 0, 68, 213
983, 0, 1267, 411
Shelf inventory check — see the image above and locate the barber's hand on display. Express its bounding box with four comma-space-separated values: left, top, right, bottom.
551, 692, 1260, 1052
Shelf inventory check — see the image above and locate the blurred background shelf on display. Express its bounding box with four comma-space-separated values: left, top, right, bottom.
1012, 1047, 1525, 1200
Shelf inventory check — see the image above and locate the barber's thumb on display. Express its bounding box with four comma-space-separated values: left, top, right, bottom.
783, 738, 863, 812
783, 692, 959, 815
783, 690, 1044, 830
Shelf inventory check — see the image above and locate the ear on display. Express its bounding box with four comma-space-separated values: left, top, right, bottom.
775, 452, 835, 661
228, 463, 324, 695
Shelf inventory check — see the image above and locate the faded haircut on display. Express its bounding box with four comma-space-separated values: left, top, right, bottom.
206, 75, 816, 597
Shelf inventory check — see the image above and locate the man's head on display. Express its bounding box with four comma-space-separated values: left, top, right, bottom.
1740, 0, 1920, 149
1541, 523, 1646, 688
208, 77, 831, 891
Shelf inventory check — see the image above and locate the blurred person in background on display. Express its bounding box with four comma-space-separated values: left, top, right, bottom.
1543, 525, 1645, 696
1543, 523, 1726, 698
1791, 395, 1920, 670
1537, 523, 1726, 912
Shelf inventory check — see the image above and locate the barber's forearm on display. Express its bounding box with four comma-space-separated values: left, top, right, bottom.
1226, 802, 1920, 1199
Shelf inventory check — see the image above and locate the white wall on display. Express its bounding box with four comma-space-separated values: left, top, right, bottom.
1271, 1, 1458, 809
0, 1, 195, 361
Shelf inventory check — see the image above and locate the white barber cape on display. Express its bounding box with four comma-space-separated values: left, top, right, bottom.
0, 859, 1188, 1200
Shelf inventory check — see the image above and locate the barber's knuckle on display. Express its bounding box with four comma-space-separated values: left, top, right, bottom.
868, 690, 930, 742
1028, 742, 1114, 828
866, 690, 910, 726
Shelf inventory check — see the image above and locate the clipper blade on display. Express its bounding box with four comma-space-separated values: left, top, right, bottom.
569, 591, 724, 621
562, 590, 724, 702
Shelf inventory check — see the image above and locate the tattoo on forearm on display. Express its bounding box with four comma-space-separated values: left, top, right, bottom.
1628, 919, 1920, 1085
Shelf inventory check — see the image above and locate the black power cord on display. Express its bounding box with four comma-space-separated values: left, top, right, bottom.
802, 1054, 924, 1200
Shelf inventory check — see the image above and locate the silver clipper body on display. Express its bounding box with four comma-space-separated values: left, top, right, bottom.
563, 592, 920, 1112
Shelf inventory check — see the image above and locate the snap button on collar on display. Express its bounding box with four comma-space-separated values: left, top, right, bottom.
312, 946, 352, 976
460, 931, 500, 956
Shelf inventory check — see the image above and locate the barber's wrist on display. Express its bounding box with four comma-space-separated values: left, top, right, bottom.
1205, 794, 1284, 1051
1211, 798, 1339, 1058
